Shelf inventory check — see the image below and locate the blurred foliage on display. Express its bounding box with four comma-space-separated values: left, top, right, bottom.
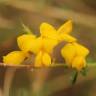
0, 64, 96, 96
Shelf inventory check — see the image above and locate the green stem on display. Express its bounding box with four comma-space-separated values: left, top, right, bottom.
49, 63, 96, 68
50, 64, 67, 67
71, 70, 78, 84
87, 63, 96, 67
44, 63, 96, 68
0, 63, 96, 69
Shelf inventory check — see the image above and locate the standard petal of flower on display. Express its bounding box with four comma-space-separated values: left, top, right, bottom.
3, 51, 26, 65
57, 20, 72, 34
42, 52, 51, 66
40, 22, 58, 39
59, 34, 77, 42
73, 42, 89, 57
30, 37, 42, 54
61, 43, 76, 66
72, 56, 86, 71
17, 34, 36, 52
34, 51, 42, 67
43, 38, 58, 54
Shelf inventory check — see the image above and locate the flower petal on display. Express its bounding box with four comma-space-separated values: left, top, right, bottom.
3, 51, 26, 65
59, 34, 77, 42
72, 56, 86, 71
34, 51, 42, 67
43, 38, 58, 53
17, 34, 36, 52
40, 22, 58, 39
30, 37, 42, 54
73, 42, 89, 57
42, 52, 51, 66
57, 20, 72, 34
61, 43, 76, 66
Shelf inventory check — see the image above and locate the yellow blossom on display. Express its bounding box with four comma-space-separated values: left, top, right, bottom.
17, 34, 36, 52
17, 20, 76, 55
40, 20, 77, 42
17, 34, 58, 55
40, 22, 58, 40
57, 20, 72, 34
29, 37, 57, 67
61, 42, 89, 71
3, 51, 26, 65
34, 51, 51, 67
72, 56, 86, 71
29, 37, 42, 54
43, 38, 58, 53
29, 37, 58, 54
72, 42, 89, 57
58, 34, 76, 43
17, 33, 58, 67
61, 43, 76, 66
2, 21, 81, 68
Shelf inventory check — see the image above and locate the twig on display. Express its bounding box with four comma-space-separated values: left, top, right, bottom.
0, 63, 96, 68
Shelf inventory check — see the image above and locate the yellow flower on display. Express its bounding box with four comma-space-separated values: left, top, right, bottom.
29, 37, 42, 54
43, 38, 58, 54
29, 37, 58, 54
57, 20, 76, 42
72, 42, 89, 57
40, 20, 76, 42
32, 20, 77, 66
29, 37, 57, 67
61, 43, 76, 66
61, 42, 89, 71
17, 34, 36, 52
34, 51, 51, 67
40, 22, 58, 40
17, 33, 58, 67
17, 20, 76, 54
58, 34, 76, 43
72, 56, 86, 71
3, 51, 26, 65
57, 20, 72, 34
17, 34, 57, 55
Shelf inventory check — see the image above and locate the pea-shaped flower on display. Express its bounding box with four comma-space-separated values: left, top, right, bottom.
20, 36, 57, 54
42, 37, 58, 54
29, 37, 57, 66
34, 51, 51, 67
17, 34, 36, 52
17, 35, 58, 66
3, 51, 26, 65
2, 21, 79, 67
61, 42, 89, 71
40, 20, 76, 42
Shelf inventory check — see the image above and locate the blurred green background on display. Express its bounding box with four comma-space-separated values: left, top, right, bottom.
0, 0, 96, 96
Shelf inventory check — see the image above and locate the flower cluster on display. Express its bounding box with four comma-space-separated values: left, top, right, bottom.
3, 20, 89, 71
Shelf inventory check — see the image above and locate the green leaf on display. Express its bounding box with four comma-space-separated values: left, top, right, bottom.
22, 23, 32, 34
80, 68, 87, 76
70, 70, 78, 85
